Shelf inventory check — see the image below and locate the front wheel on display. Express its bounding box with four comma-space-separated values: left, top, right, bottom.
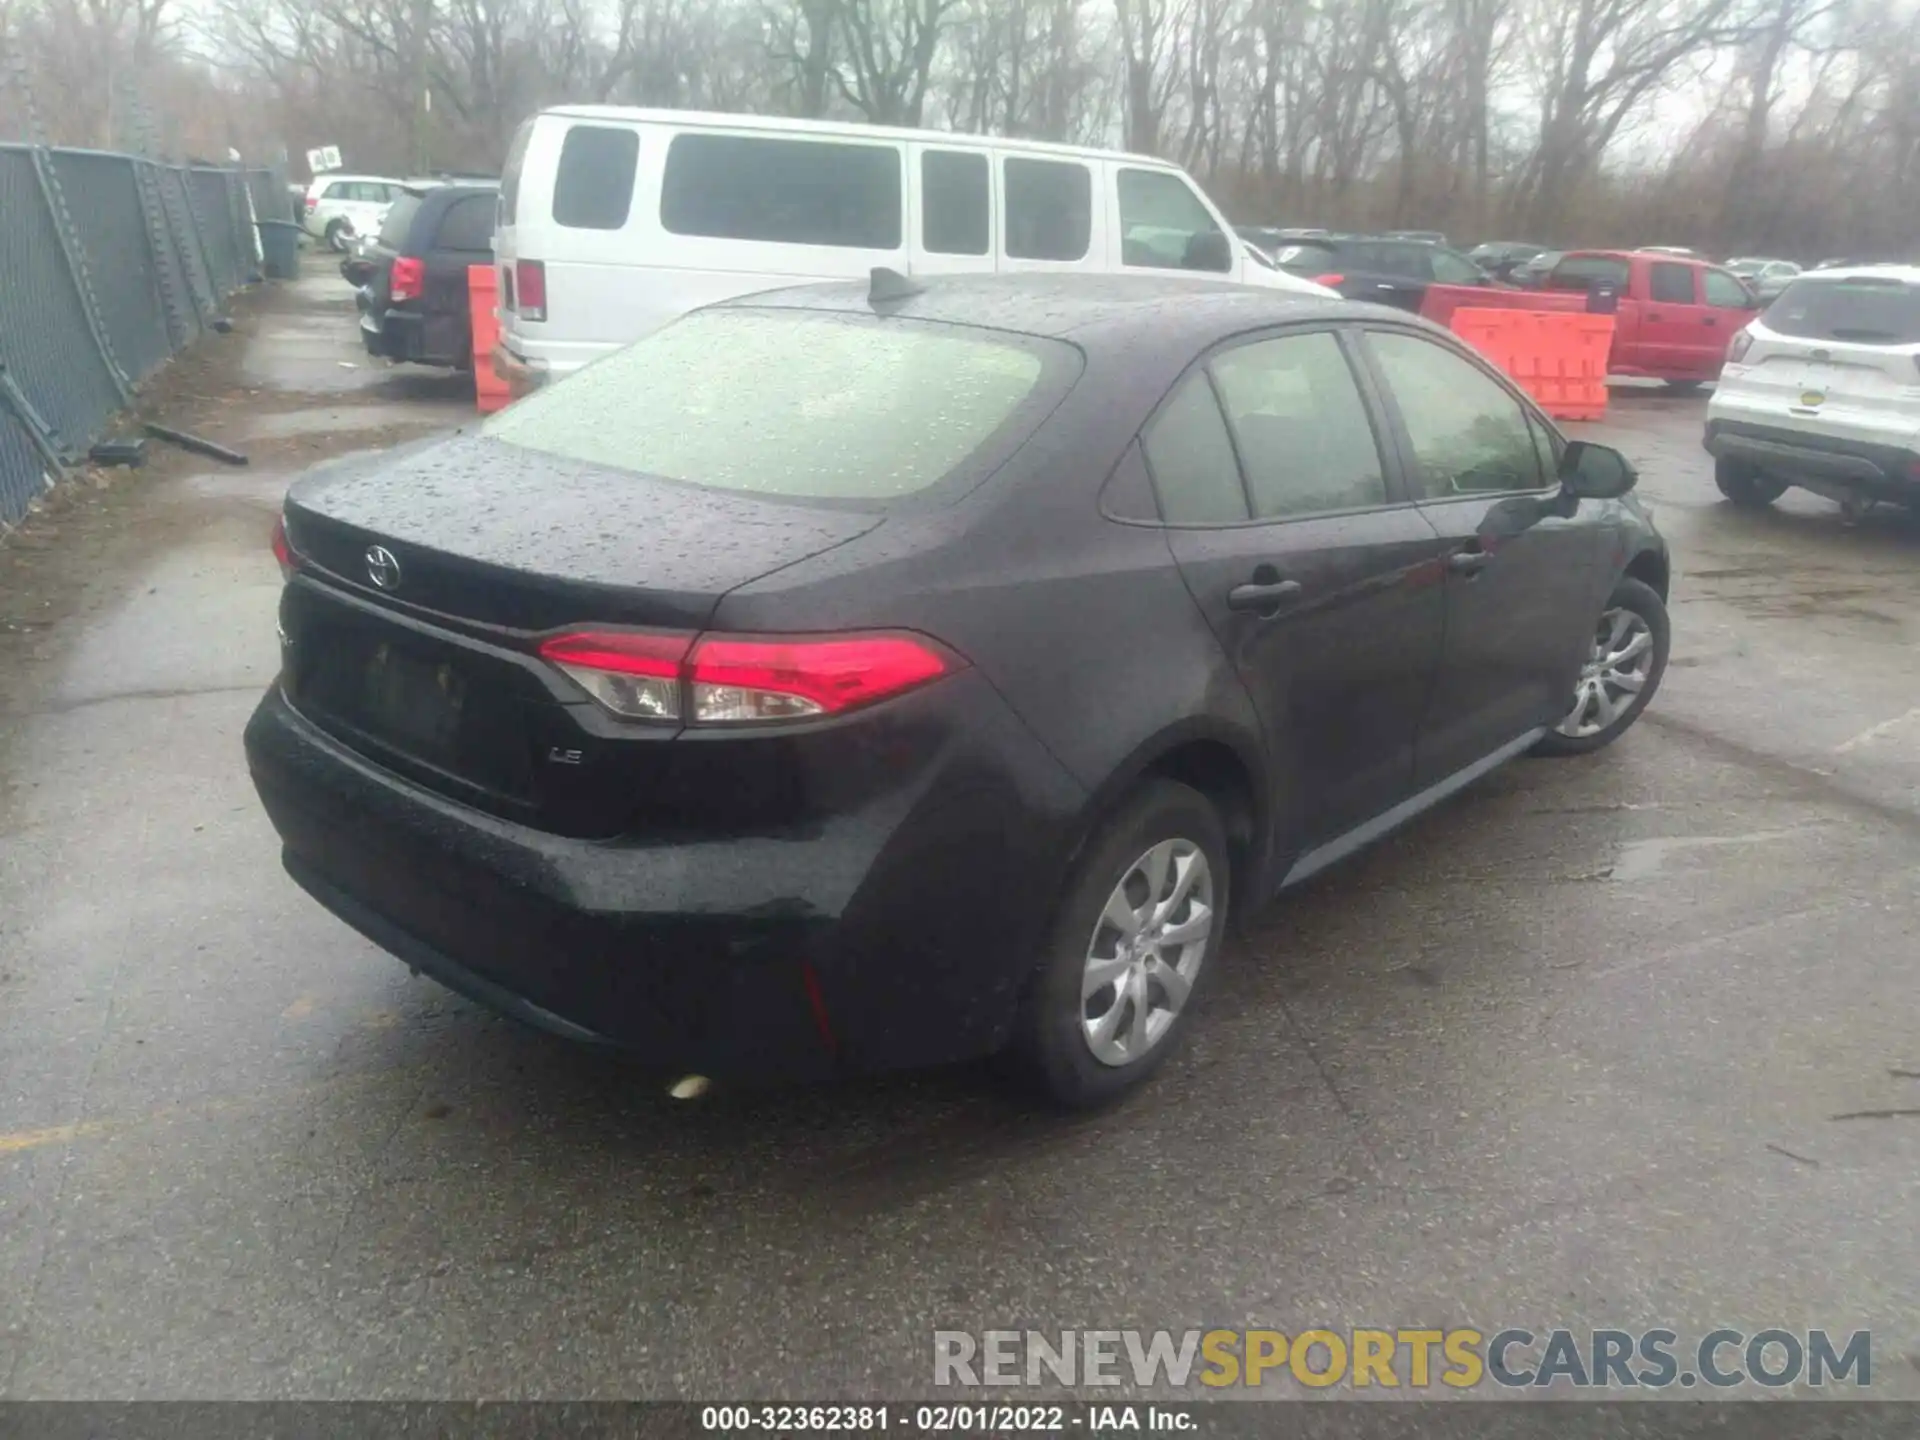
1013, 780, 1229, 1108
1533, 576, 1671, 757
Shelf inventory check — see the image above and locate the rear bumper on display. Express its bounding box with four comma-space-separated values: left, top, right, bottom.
360, 303, 464, 368
244, 678, 1086, 1081
1704, 418, 1920, 494
491, 342, 552, 399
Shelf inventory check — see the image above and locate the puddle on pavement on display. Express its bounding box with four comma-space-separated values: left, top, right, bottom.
1608, 826, 1821, 882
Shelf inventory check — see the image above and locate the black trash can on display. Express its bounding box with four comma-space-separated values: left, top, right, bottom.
255, 219, 302, 280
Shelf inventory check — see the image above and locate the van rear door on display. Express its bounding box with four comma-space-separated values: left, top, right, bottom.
494, 119, 534, 337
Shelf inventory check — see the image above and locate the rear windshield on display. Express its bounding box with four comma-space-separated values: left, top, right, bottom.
1763, 276, 1920, 345
481, 309, 1077, 502
1275, 242, 1338, 270
377, 193, 424, 249
1547, 255, 1630, 291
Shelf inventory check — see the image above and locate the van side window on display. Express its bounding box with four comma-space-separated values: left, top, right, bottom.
921, 150, 988, 256
553, 125, 639, 230
1004, 157, 1090, 262
1116, 169, 1229, 273
661, 134, 902, 249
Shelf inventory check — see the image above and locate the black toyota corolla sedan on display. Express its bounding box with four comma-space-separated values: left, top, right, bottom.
246, 273, 1670, 1106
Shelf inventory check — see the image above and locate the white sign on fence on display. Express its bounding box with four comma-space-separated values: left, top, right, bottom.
306, 145, 344, 174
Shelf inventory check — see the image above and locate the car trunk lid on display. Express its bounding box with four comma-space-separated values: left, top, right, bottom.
277, 434, 884, 835
283, 432, 881, 632
1745, 275, 1920, 443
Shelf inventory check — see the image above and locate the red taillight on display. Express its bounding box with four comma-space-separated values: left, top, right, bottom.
688, 635, 953, 722
270, 514, 295, 579
305, 195, 318, 212
390, 256, 425, 303
1727, 327, 1754, 364
535, 629, 957, 724
1312, 273, 1344, 287
515, 259, 547, 322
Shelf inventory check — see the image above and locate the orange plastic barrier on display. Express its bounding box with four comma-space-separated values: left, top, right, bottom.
467, 265, 510, 413
1447, 307, 1615, 422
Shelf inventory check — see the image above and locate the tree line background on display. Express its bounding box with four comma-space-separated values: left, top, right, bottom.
2, 0, 1918, 259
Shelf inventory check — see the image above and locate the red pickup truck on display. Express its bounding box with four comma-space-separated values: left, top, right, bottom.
1421, 249, 1764, 390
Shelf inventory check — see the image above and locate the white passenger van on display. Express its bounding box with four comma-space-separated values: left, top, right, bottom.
492, 106, 1332, 392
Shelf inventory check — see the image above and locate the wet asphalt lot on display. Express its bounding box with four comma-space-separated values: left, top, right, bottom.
0, 276, 1916, 1403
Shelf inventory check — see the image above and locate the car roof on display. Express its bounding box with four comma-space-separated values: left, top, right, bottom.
539, 104, 1185, 170
1790, 264, 1920, 284
717, 273, 1359, 348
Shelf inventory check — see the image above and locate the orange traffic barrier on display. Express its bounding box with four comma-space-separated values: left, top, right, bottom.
468, 265, 510, 414
1448, 307, 1615, 422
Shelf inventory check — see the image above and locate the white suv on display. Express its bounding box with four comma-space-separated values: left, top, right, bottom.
1705, 265, 1920, 519
303, 175, 408, 251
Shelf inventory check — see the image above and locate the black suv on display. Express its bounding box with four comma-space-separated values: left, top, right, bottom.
356, 182, 499, 370
1274, 235, 1496, 311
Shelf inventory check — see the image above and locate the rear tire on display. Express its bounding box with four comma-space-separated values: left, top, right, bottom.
1013, 780, 1229, 1108
1715, 456, 1788, 509
324, 219, 352, 252
1533, 576, 1670, 757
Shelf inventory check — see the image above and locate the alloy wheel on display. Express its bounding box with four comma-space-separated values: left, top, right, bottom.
1556, 606, 1655, 738
1080, 838, 1214, 1068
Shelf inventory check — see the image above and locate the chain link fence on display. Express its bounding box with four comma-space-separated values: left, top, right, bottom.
0, 144, 289, 529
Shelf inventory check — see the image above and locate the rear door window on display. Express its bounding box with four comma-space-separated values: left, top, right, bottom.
921, 150, 989, 256
661, 134, 902, 249
434, 195, 496, 253
1003, 156, 1091, 261
1763, 276, 1920, 343
1210, 332, 1388, 518
1649, 263, 1697, 304
553, 125, 640, 230
1354, 243, 1427, 278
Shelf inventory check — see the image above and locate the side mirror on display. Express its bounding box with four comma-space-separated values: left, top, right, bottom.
1560, 440, 1637, 500
1187, 229, 1233, 272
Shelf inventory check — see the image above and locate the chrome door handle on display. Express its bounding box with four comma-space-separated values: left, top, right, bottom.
1228, 579, 1304, 613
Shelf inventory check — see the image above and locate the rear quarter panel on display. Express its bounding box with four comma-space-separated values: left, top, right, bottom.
711, 358, 1270, 875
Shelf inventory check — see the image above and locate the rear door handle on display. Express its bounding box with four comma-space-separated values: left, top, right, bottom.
1646, 312, 1662, 322
1227, 579, 1303, 613
1448, 550, 1492, 575
1702, 316, 1718, 325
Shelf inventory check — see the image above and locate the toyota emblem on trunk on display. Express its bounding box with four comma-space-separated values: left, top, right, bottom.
365, 545, 402, 590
